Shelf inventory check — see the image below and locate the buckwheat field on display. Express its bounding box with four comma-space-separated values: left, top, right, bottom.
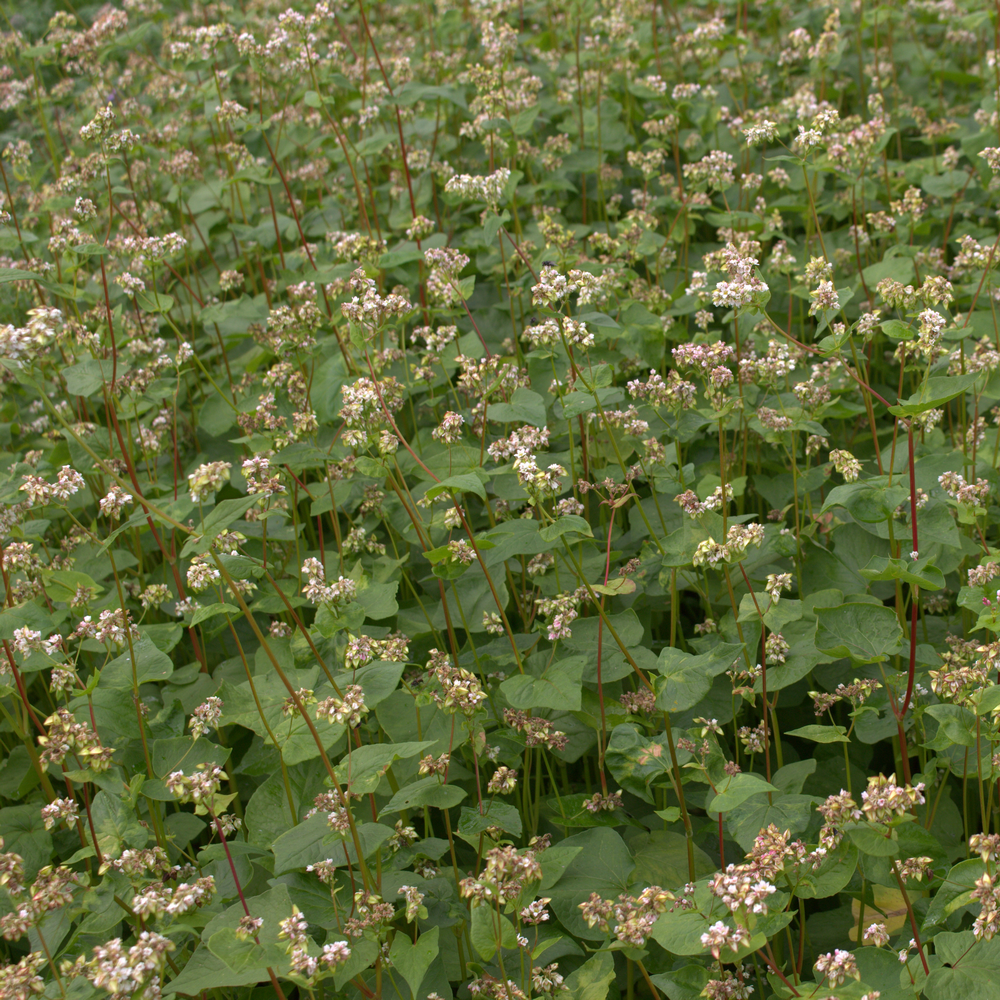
3, 1, 1000, 998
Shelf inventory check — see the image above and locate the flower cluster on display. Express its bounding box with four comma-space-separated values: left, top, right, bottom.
460, 845, 543, 905
341, 268, 414, 338
132, 877, 216, 919
301, 558, 358, 608
578, 886, 674, 946
939, 470, 990, 508
692, 524, 765, 567
504, 710, 569, 751
444, 168, 511, 207
860, 773, 926, 824
317, 685, 368, 727
428, 661, 486, 714
534, 589, 586, 641
165, 764, 224, 808
38, 708, 115, 770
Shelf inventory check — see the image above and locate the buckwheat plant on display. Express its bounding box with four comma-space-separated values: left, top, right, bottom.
5, 0, 1000, 997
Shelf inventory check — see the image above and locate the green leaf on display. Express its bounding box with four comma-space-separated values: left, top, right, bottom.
558, 391, 600, 418
389, 926, 440, 999
456, 801, 523, 842
190, 602, 240, 625
510, 105, 542, 136
342, 823, 394, 867
181, 496, 263, 556
70, 243, 111, 256
924, 858, 984, 931
168, 945, 267, 993
425, 473, 487, 502
0, 605, 55, 643
821, 482, 909, 523
487, 387, 548, 428
0, 268, 39, 282
924, 933, 1000, 1000
630, 830, 717, 888
42, 569, 104, 603
565, 951, 616, 1000
578, 363, 614, 390
64, 359, 114, 396
547, 829, 635, 940
846, 823, 899, 857
207, 928, 282, 974
650, 966, 709, 1000
888, 372, 984, 416
218, 666, 345, 766
0, 747, 39, 800
706, 773, 780, 812
393, 81, 468, 110
501, 658, 585, 711
577, 311, 621, 329
923, 703, 977, 749
483, 209, 511, 245
199, 294, 270, 333
379, 776, 466, 814
785, 724, 850, 743
726, 794, 817, 853
793, 840, 859, 899
922, 170, 970, 199
653, 641, 745, 712
539, 845, 583, 891
135, 291, 174, 313
168, 886, 294, 993
334, 661, 406, 710
605, 724, 675, 803
335, 940, 380, 990
334, 741, 433, 795
772, 759, 816, 795
590, 577, 636, 596
862, 248, 915, 288
91, 790, 149, 858
152, 737, 230, 778
272, 814, 336, 874
100, 636, 175, 687
378, 246, 423, 268
355, 580, 399, 620
859, 555, 945, 590
540, 515, 594, 541
314, 600, 366, 635
977, 686, 1000, 716
814, 603, 904, 662
470, 902, 517, 961
0, 805, 52, 878
740, 594, 803, 633
650, 883, 721, 956
880, 318, 913, 340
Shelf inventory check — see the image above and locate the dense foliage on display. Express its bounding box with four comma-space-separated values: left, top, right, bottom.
6, 0, 1000, 998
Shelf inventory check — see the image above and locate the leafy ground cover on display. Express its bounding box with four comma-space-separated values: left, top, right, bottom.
5, 0, 1000, 997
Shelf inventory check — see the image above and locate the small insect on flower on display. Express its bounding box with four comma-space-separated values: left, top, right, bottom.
235, 916, 263, 941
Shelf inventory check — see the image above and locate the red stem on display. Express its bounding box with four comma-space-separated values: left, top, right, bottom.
211, 811, 290, 1000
